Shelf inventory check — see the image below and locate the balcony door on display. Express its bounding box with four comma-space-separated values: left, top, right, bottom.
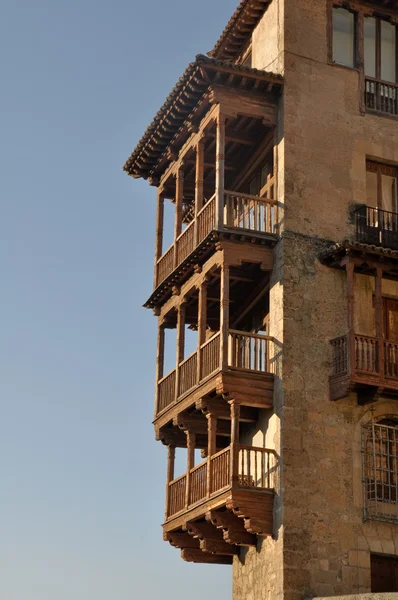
366, 161, 397, 214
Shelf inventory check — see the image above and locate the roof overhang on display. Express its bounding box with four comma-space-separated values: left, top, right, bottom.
123, 54, 283, 182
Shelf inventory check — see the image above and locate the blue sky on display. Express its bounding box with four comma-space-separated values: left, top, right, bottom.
0, 1, 236, 598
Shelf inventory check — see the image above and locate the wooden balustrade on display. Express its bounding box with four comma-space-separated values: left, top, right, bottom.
224, 190, 277, 234
200, 333, 221, 379
157, 369, 176, 413
210, 447, 230, 493
166, 444, 276, 519
189, 462, 208, 505
156, 245, 174, 286
167, 474, 187, 517
365, 77, 398, 116
197, 194, 216, 243
355, 335, 378, 373
330, 335, 348, 376
229, 330, 271, 373
154, 190, 278, 288
178, 352, 198, 396
156, 330, 274, 416
385, 342, 398, 379
176, 220, 195, 265
238, 445, 276, 489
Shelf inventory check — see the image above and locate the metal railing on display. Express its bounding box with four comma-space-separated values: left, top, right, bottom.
354, 204, 398, 250
365, 77, 398, 116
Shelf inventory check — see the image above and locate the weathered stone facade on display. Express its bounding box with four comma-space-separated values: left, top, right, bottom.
232, 1, 398, 599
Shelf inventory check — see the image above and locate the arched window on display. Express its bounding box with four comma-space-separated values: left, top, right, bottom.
362, 418, 398, 521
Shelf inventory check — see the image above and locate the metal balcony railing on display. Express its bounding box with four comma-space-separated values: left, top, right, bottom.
354, 205, 398, 251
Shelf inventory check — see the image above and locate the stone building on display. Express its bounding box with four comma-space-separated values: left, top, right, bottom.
124, 0, 398, 598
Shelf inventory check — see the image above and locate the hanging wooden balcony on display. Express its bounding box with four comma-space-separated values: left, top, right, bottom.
354, 205, 398, 251
156, 330, 275, 419
365, 77, 398, 117
330, 333, 398, 401
163, 443, 277, 565
155, 191, 277, 288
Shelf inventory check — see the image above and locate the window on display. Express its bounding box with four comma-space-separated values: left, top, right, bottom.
362, 420, 398, 521
332, 7, 356, 68
371, 554, 398, 593
366, 161, 398, 213
365, 16, 397, 83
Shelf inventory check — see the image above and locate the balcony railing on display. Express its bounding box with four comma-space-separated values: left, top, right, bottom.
365, 77, 398, 116
156, 331, 273, 416
330, 333, 398, 381
354, 205, 398, 251
155, 191, 277, 287
166, 444, 277, 518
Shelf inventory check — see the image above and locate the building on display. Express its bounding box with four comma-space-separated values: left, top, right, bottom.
124, 0, 398, 598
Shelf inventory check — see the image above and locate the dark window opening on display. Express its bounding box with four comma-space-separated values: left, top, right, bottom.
371, 554, 398, 593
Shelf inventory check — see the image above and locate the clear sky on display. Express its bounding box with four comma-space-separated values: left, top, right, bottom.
0, 1, 236, 598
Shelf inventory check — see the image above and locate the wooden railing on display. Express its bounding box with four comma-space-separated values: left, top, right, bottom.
154, 190, 278, 287
167, 444, 276, 519
176, 220, 195, 265
200, 333, 221, 380
210, 447, 230, 493
229, 330, 271, 373
178, 352, 197, 396
157, 370, 176, 413
157, 331, 273, 416
197, 194, 216, 243
189, 462, 208, 505
238, 445, 276, 489
385, 342, 398, 379
156, 245, 174, 288
224, 191, 277, 234
330, 335, 348, 376
355, 335, 378, 373
365, 77, 398, 116
167, 474, 186, 517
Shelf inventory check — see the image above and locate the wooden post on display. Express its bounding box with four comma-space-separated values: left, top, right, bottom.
347, 261, 356, 376
197, 279, 208, 383
215, 112, 226, 230
219, 264, 230, 372
154, 190, 164, 287
175, 303, 186, 401
194, 137, 205, 245
230, 402, 241, 485
174, 166, 184, 268
375, 268, 385, 381
155, 322, 165, 416
185, 431, 196, 508
206, 413, 217, 497
165, 445, 175, 520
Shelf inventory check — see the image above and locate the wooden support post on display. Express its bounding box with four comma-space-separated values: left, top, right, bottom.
175, 303, 186, 401
174, 166, 184, 268
194, 137, 205, 245
347, 261, 356, 376
230, 402, 241, 485
206, 413, 217, 497
215, 112, 226, 230
220, 264, 230, 372
154, 190, 164, 287
165, 445, 176, 520
155, 322, 165, 416
197, 280, 208, 383
375, 267, 385, 380
185, 431, 196, 508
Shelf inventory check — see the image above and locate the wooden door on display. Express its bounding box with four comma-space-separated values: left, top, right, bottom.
384, 298, 398, 342
371, 554, 398, 593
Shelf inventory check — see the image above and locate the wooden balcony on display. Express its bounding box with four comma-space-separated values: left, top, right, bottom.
354, 205, 398, 251
163, 443, 277, 565
330, 333, 398, 401
156, 330, 274, 419
155, 191, 277, 288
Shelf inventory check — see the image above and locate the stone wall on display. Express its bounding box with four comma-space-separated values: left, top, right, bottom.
232, 0, 398, 599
